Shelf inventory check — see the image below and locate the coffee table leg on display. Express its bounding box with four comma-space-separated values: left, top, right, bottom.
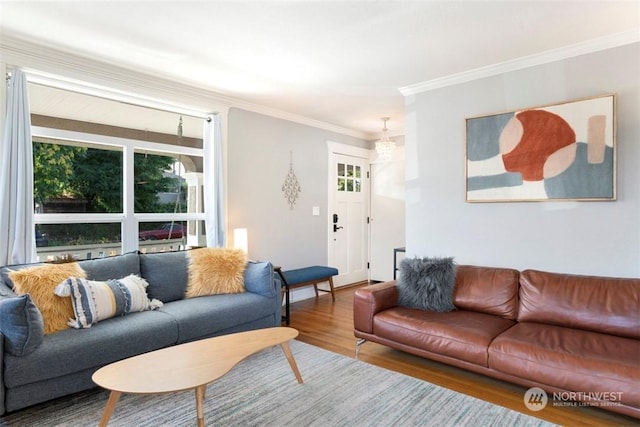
99, 390, 121, 427
280, 341, 304, 384
195, 385, 206, 427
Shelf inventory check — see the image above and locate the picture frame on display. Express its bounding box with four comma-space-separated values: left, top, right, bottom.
465, 94, 616, 202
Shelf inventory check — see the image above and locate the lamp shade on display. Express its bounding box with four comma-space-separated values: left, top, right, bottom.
233, 228, 248, 253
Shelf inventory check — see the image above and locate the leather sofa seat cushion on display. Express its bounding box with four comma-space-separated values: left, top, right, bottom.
489, 322, 640, 408
519, 269, 640, 339
453, 266, 519, 320
373, 307, 515, 366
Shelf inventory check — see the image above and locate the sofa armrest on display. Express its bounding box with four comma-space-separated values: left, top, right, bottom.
353, 281, 398, 334
244, 261, 281, 325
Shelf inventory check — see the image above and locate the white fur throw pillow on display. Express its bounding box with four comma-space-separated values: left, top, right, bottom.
397, 257, 457, 312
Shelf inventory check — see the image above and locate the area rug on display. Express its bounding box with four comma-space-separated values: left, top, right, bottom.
0, 340, 555, 427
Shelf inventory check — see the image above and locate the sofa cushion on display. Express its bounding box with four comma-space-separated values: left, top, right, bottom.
0, 295, 44, 356
3, 310, 178, 388
397, 257, 456, 312
157, 292, 275, 343
453, 265, 520, 320
8, 263, 86, 335
489, 322, 640, 409
54, 275, 163, 328
0, 281, 16, 298
77, 251, 140, 281
186, 248, 247, 297
243, 261, 276, 298
1, 265, 26, 293
140, 251, 189, 303
519, 270, 640, 339
373, 307, 515, 366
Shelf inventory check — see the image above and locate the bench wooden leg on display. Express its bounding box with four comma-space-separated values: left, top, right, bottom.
328, 277, 336, 301
313, 279, 335, 301
281, 272, 337, 306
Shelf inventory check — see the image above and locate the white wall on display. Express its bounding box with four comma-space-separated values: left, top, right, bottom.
405, 43, 640, 277
227, 108, 369, 272
370, 142, 406, 282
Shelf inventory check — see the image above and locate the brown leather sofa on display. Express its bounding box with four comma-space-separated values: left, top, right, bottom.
353, 266, 640, 418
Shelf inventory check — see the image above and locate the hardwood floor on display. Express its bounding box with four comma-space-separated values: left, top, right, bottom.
286, 284, 638, 427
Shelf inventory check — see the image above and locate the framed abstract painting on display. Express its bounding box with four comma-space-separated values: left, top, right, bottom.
465, 94, 616, 202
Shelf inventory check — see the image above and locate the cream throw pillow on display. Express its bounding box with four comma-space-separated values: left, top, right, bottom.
186, 248, 247, 297
54, 275, 163, 328
9, 262, 86, 334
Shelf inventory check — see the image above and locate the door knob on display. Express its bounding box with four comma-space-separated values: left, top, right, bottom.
333, 224, 343, 232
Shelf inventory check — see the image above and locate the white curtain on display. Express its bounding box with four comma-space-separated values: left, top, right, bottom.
203, 114, 226, 247
0, 69, 36, 265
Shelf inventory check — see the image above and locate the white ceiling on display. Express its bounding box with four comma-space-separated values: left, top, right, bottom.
1, 1, 639, 139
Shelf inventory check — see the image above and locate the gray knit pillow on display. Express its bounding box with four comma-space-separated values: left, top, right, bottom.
397, 257, 457, 312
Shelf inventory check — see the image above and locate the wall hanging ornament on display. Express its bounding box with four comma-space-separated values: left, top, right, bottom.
282, 151, 301, 209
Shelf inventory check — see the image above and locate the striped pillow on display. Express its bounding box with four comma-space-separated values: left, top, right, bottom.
54, 275, 163, 328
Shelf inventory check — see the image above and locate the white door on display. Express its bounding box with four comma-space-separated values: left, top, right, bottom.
328, 152, 369, 287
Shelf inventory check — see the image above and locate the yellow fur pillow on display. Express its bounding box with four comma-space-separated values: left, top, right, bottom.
186, 248, 247, 297
9, 263, 86, 334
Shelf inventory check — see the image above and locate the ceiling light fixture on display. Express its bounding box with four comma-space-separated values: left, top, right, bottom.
375, 117, 396, 161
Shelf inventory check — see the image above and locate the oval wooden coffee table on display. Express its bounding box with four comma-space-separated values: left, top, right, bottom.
92, 327, 303, 427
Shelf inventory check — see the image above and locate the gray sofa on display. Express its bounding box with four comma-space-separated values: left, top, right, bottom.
0, 250, 281, 415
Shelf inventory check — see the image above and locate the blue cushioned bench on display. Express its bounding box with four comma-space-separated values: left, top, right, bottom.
275, 266, 339, 325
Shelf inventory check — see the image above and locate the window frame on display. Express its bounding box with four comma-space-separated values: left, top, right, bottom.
32, 126, 206, 255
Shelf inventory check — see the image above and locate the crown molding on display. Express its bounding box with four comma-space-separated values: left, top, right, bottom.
1, 35, 370, 139
399, 29, 640, 96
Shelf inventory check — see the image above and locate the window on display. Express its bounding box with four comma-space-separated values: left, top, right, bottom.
34, 138, 123, 214
337, 162, 361, 192
33, 126, 205, 261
